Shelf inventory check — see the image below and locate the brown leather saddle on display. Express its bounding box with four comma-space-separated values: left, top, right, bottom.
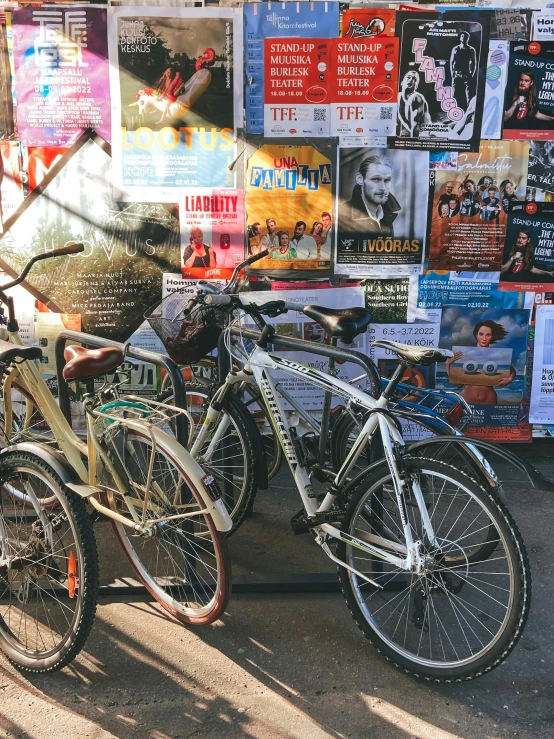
63, 345, 125, 381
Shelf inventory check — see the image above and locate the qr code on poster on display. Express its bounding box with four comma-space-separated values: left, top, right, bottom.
380, 108, 393, 120
314, 108, 327, 121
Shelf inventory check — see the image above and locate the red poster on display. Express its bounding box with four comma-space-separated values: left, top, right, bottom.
341, 8, 395, 39
263, 38, 331, 137
330, 37, 399, 137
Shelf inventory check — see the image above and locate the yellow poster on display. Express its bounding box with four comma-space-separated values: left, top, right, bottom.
245, 144, 333, 277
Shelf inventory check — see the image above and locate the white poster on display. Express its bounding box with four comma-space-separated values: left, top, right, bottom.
481, 40, 509, 140
530, 304, 554, 424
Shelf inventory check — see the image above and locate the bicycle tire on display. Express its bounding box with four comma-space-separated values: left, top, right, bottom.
0, 451, 98, 673
102, 426, 231, 625
159, 383, 258, 534
337, 456, 531, 682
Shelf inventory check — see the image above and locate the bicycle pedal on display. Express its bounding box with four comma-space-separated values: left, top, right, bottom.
290, 508, 310, 535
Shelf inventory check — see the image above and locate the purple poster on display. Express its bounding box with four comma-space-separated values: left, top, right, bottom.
9, 6, 110, 146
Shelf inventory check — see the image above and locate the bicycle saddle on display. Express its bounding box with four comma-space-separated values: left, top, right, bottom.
63, 344, 125, 381
302, 305, 372, 343
372, 340, 453, 367
0, 339, 42, 365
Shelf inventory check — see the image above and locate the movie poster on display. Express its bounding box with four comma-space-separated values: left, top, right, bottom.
528, 140, 554, 193
499, 202, 554, 292
436, 305, 531, 437
391, 11, 490, 152
244, 2, 339, 134
330, 37, 399, 139
428, 140, 529, 272
481, 40, 509, 140
0, 132, 181, 342
0, 22, 14, 141
503, 41, 554, 140
264, 38, 331, 137
9, 6, 110, 146
335, 146, 428, 277
341, 8, 395, 40
108, 7, 242, 201
180, 189, 244, 280
245, 142, 333, 278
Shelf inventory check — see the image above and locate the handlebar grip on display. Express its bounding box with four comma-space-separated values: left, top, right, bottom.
283, 301, 307, 313
245, 249, 269, 266
205, 294, 233, 306
182, 297, 197, 316
48, 243, 85, 258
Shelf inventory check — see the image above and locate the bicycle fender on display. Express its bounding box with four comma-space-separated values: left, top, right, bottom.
407, 435, 554, 494
121, 420, 234, 533
0, 442, 101, 499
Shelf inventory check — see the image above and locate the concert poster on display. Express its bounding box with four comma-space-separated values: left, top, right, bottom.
503, 41, 554, 141
180, 189, 244, 280
0, 131, 180, 342
436, 305, 531, 438
9, 6, 110, 146
244, 2, 339, 135
499, 201, 554, 293
428, 140, 529, 272
245, 142, 333, 279
341, 8, 395, 40
330, 36, 399, 139
264, 38, 331, 137
108, 7, 242, 201
391, 11, 490, 153
335, 146, 429, 278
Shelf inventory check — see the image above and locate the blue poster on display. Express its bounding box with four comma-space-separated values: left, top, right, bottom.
244, 2, 339, 134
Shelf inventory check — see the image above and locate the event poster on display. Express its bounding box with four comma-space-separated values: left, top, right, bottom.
264, 38, 331, 137
341, 8, 395, 40
503, 41, 554, 140
391, 11, 489, 152
428, 140, 529, 272
330, 37, 399, 139
530, 303, 554, 424
9, 6, 110, 146
180, 189, 244, 280
364, 278, 409, 322
335, 146, 428, 277
481, 40, 509, 140
500, 202, 554, 292
245, 143, 333, 278
244, 2, 339, 134
108, 7, 242, 201
0, 132, 181, 341
436, 305, 531, 436
528, 140, 554, 193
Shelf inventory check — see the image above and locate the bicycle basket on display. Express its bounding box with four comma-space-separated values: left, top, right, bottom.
144, 292, 228, 364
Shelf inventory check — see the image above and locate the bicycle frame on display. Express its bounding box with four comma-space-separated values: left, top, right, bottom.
192, 343, 437, 582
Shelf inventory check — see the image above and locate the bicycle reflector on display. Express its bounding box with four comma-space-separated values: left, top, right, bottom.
68, 551, 77, 599
445, 402, 465, 427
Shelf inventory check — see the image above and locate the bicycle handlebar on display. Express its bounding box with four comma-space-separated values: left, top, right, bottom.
224, 249, 269, 293
0, 243, 85, 292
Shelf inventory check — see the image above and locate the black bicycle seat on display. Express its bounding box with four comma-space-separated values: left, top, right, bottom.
0, 339, 42, 365
302, 305, 372, 343
372, 340, 453, 366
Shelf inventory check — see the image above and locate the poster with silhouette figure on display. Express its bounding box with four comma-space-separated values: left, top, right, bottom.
108, 7, 242, 201
390, 11, 489, 153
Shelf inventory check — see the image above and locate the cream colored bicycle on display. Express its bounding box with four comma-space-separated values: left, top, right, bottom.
0, 246, 232, 672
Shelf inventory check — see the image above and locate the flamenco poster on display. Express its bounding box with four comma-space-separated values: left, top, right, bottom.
108, 7, 242, 201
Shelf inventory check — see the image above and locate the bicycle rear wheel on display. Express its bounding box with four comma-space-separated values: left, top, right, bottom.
0, 451, 98, 672
101, 426, 231, 625
338, 457, 530, 682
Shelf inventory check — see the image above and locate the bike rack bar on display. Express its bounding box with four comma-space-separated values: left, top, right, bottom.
229, 326, 382, 396
55, 330, 188, 448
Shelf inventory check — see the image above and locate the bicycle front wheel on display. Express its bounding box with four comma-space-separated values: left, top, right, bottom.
102, 426, 231, 625
338, 457, 530, 682
0, 451, 98, 673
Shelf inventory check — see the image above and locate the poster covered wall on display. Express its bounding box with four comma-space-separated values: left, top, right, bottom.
392, 11, 490, 152
244, 2, 339, 134
245, 143, 333, 278
335, 146, 428, 277
108, 7, 242, 201
180, 189, 244, 280
9, 6, 110, 146
428, 140, 529, 272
